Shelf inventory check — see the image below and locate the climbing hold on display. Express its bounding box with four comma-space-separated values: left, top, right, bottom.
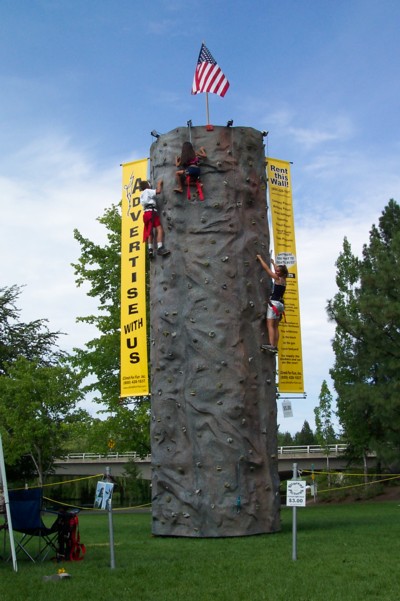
208, 331, 215, 338
221, 256, 229, 262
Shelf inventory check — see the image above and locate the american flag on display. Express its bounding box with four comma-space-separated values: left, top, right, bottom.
191, 43, 230, 97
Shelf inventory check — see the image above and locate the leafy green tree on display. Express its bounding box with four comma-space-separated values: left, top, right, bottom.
327, 199, 400, 466
0, 356, 84, 485
72, 204, 150, 455
0, 285, 62, 374
72, 205, 121, 408
0, 285, 85, 482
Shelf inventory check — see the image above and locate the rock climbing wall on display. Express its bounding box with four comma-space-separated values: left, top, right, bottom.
149, 125, 280, 537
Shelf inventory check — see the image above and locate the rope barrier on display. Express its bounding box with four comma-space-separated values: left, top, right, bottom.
285, 470, 400, 496
316, 475, 400, 495
43, 495, 152, 513
301, 469, 400, 478
8, 473, 152, 512
9, 473, 104, 491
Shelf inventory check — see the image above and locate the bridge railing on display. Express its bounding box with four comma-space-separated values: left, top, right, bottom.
55, 452, 151, 462
277, 444, 347, 455
55, 445, 348, 463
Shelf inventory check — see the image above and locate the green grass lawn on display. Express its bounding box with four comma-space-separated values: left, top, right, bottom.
1, 501, 399, 601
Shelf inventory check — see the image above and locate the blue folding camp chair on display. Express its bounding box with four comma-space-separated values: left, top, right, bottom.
8, 488, 60, 562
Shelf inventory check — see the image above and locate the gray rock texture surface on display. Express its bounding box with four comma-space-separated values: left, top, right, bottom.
149, 125, 280, 537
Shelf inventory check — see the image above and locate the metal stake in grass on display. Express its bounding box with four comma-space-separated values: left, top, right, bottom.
286, 463, 306, 561
105, 466, 116, 569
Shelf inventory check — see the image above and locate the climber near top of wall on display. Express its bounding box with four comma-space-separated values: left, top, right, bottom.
174, 141, 207, 195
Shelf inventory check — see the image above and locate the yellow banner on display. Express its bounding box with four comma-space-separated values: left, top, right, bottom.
266, 158, 304, 393
120, 159, 149, 397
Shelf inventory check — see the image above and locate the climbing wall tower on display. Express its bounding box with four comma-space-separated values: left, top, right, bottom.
149, 125, 280, 537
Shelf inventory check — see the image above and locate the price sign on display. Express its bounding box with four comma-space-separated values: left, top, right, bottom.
286, 480, 306, 507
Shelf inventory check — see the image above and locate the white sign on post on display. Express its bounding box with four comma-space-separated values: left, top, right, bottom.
286, 480, 306, 507
282, 400, 293, 418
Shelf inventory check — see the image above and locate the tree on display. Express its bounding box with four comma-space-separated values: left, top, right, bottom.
293, 421, 317, 446
72, 205, 121, 408
314, 380, 337, 449
314, 380, 337, 478
0, 285, 62, 374
277, 429, 294, 446
0, 355, 84, 485
327, 199, 400, 465
72, 204, 150, 454
0, 285, 85, 482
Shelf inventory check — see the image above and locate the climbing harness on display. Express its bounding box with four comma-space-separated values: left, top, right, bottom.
268, 299, 286, 322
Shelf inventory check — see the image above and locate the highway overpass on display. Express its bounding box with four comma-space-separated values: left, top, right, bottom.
53, 445, 376, 480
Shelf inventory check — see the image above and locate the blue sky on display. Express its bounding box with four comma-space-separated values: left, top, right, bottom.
1, 0, 400, 434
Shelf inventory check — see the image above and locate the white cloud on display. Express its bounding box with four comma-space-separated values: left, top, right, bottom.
0, 132, 120, 355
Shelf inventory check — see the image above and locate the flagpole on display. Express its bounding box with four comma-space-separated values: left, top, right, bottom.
205, 93, 213, 131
